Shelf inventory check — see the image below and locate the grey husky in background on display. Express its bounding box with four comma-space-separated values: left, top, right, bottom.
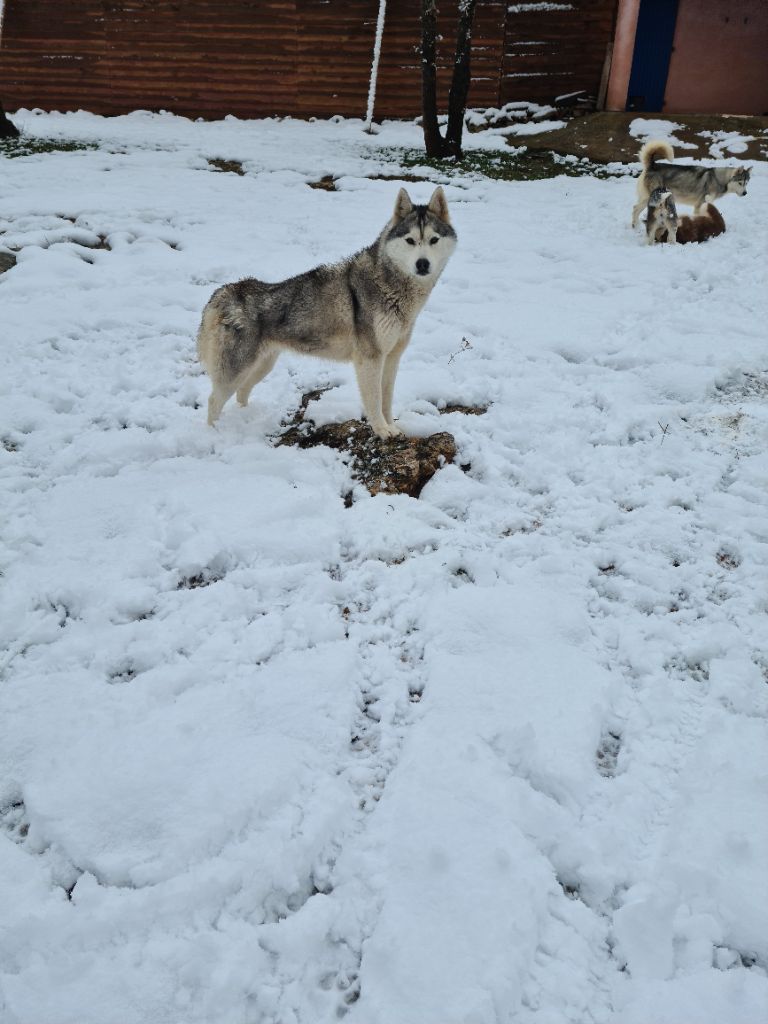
197, 187, 457, 439
631, 139, 750, 228
645, 187, 726, 245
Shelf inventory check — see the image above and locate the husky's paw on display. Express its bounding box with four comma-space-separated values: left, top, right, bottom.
374, 422, 405, 440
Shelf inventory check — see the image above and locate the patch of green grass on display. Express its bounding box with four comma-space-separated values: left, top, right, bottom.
0, 136, 96, 159
390, 146, 630, 182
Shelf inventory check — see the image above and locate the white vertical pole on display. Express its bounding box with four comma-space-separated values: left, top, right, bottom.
364, 0, 387, 132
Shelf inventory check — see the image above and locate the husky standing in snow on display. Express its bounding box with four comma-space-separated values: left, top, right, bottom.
197, 187, 456, 439
645, 187, 726, 245
631, 139, 750, 228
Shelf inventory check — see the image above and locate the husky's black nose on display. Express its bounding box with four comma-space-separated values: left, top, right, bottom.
415, 258, 430, 276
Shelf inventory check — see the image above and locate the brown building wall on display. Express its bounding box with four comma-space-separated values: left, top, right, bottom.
663, 0, 768, 115
0, 0, 616, 121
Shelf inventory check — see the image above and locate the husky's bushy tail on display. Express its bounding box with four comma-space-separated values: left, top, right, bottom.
196, 290, 240, 372
632, 140, 677, 227
640, 139, 674, 169
196, 304, 218, 370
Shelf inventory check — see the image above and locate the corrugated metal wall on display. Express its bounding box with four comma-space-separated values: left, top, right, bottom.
0, 0, 616, 120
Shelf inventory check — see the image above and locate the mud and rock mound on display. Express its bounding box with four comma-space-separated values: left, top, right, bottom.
0, 251, 17, 274
276, 396, 457, 499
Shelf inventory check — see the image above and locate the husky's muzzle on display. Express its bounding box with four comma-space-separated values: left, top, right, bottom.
416, 258, 430, 276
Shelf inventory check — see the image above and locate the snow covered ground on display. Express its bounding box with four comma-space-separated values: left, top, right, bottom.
1, 110, 767, 1024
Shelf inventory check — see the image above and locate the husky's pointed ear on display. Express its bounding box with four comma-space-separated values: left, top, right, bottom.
394, 188, 413, 221
427, 186, 450, 223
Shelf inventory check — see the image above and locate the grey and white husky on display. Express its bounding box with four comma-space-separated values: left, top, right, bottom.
631, 139, 750, 228
197, 187, 457, 439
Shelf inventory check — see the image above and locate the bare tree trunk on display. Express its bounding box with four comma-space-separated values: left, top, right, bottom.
420, 0, 477, 160
420, 0, 448, 158
444, 0, 477, 158
0, 101, 19, 139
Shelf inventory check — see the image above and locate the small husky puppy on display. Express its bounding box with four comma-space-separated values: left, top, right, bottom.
645, 188, 679, 244
632, 139, 750, 228
197, 187, 457, 439
645, 187, 726, 245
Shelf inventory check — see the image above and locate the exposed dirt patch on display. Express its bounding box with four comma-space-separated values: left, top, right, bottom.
439, 402, 488, 416
0, 251, 17, 274
309, 172, 431, 190
365, 171, 431, 183
284, 385, 336, 425
716, 550, 741, 571
276, 389, 456, 497
277, 388, 458, 498
277, 419, 457, 499
177, 571, 224, 590
207, 157, 246, 175
75, 235, 111, 251
513, 111, 768, 165
308, 174, 337, 191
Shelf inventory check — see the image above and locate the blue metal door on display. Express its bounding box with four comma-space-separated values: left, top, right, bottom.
626, 0, 680, 111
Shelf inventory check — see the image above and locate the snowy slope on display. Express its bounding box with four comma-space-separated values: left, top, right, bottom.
1, 110, 767, 1024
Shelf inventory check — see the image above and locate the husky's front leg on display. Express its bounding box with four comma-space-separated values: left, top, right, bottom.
354, 355, 402, 439
382, 335, 410, 428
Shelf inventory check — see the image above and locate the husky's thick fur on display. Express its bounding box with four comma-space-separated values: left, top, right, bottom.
632, 139, 750, 228
645, 187, 726, 245
645, 188, 679, 245
197, 187, 456, 439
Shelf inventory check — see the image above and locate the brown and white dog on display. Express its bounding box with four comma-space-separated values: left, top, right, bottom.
645, 188, 726, 245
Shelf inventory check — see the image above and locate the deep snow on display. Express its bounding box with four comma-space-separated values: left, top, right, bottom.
1, 110, 767, 1024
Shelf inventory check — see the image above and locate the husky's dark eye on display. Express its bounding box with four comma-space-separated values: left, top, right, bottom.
406, 237, 416, 246
429, 236, 439, 245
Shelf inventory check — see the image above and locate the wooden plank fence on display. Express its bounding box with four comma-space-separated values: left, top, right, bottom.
0, 0, 617, 120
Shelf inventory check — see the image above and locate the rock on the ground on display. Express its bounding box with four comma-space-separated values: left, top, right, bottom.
276, 419, 457, 498
0, 251, 17, 274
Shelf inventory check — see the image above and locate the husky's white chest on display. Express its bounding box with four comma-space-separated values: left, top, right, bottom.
373, 309, 408, 353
